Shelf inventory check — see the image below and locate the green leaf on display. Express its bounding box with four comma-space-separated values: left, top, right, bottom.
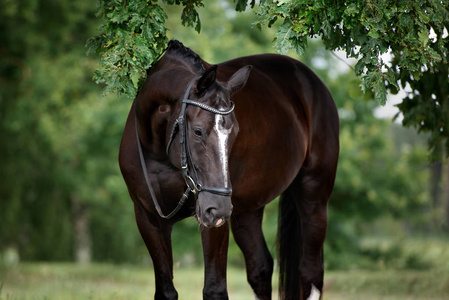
373, 76, 387, 106
344, 3, 359, 17
416, 9, 430, 24
385, 66, 399, 91
235, 0, 248, 12
367, 30, 380, 39
274, 21, 294, 54
418, 30, 429, 47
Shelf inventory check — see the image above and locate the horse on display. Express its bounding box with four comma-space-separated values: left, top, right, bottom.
119, 40, 339, 300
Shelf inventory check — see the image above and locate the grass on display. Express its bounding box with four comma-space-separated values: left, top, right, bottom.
325, 270, 449, 300
1, 263, 449, 300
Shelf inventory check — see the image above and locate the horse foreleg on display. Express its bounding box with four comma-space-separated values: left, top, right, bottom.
231, 207, 273, 300
201, 223, 230, 300
134, 199, 178, 300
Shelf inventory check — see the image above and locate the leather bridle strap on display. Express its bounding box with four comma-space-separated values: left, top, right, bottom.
135, 113, 190, 219
166, 78, 234, 198
183, 99, 235, 115
165, 79, 235, 157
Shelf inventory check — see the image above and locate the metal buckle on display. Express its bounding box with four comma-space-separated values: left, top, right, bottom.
184, 174, 199, 194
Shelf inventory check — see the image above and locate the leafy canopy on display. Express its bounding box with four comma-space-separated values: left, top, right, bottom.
254, 0, 449, 156
87, 0, 205, 96
87, 0, 449, 154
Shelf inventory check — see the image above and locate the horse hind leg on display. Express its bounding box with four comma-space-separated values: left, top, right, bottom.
278, 168, 334, 300
231, 207, 274, 300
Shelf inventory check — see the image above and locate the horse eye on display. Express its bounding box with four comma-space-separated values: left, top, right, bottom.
193, 129, 203, 137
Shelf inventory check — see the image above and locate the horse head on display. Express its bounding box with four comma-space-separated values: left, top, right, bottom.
166, 65, 252, 227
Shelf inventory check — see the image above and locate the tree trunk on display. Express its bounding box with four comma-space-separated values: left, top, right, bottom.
430, 160, 443, 209
445, 160, 449, 232
429, 159, 443, 230
71, 193, 92, 264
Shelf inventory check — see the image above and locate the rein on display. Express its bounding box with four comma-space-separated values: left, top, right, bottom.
135, 78, 235, 219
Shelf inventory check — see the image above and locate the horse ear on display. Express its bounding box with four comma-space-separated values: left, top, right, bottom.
227, 65, 252, 96
196, 65, 218, 96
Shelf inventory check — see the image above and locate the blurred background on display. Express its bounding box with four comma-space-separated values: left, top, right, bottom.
1, 0, 449, 299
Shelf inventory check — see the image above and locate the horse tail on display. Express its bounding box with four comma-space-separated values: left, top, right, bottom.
277, 186, 302, 299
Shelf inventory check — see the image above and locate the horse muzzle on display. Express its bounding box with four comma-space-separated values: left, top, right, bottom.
196, 192, 233, 228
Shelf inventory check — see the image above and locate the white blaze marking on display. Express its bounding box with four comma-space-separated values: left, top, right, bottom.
214, 114, 231, 187
307, 284, 321, 300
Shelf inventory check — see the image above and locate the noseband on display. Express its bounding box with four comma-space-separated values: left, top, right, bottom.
135, 78, 235, 219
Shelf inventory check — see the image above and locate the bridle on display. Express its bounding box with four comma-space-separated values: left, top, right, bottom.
135, 78, 235, 219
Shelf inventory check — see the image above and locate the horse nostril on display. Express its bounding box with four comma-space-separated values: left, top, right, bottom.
202, 207, 224, 227
204, 207, 217, 220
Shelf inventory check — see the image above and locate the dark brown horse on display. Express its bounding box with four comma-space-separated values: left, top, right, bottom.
119, 40, 339, 300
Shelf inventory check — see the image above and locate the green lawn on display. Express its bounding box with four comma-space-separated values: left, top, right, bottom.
1, 263, 448, 300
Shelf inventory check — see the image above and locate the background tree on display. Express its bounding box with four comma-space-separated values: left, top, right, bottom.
0, 0, 142, 263
0, 0, 445, 270
298, 40, 432, 269
87, 0, 449, 155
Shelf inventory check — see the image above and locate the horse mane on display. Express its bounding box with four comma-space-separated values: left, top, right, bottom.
166, 40, 206, 73
146, 40, 205, 76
